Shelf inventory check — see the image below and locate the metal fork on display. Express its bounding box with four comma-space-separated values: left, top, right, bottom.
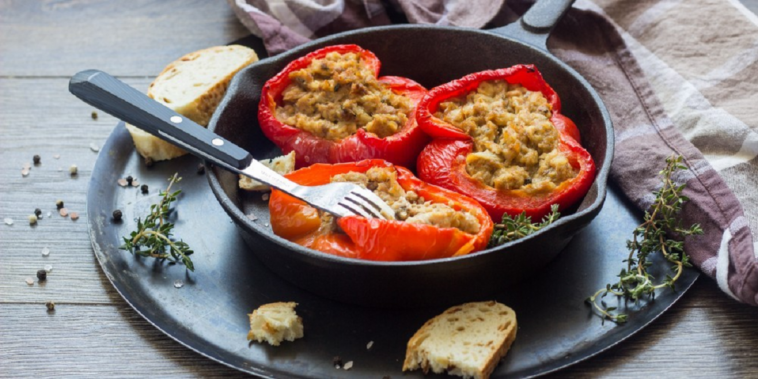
68, 70, 395, 220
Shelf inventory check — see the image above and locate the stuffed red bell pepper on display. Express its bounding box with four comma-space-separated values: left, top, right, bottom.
416, 65, 596, 221
258, 45, 429, 168
268, 159, 493, 261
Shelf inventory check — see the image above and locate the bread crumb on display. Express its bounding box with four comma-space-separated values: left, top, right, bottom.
247, 302, 303, 346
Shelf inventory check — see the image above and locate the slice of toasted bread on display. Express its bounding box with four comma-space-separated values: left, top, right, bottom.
247, 302, 304, 346
127, 45, 258, 162
239, 151, 296, 191
403, 301, 517, 379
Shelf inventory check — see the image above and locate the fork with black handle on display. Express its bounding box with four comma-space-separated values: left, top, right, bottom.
69, 70, 395, 220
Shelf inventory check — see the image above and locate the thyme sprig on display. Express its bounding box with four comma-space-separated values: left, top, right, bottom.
488, 204, 560, 247
586, 156, 703, 323
120, 173, 195, 271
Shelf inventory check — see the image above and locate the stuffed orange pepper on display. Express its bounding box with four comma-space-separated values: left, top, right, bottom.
268, 160, 493, 261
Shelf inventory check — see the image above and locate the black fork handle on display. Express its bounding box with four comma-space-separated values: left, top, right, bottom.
488, 0, 575, 51
69, 69, 253, 170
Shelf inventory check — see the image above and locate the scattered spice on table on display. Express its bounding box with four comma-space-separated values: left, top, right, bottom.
131, 178, 139, 187
25, 277, 34, 286
28, 214, 38, 225
44, 265, 53, 273
22, 162, 31, 170
21, 168, 29, 177
56, 200, 64, 209
59, 208, 68, 217
367, 341, 374, 350
90, 142, 100, 152
117, 178, 128, 187
41, 247, 50, 257
140, 184, 149, 194
91, 111, 98, 120
261, 193, 269, 201
37, 269, 47, 281
46, 211, 51, 218
33, 155, 41, 165
174, 279, 184, 288
112, 209, 122, 222
126, 175, 133, 186
46, 301, 55, 312
34, 208, 42, 218
197, 164, 205, 175
69, 164, 78, 176
343, 361, 354, 371
4, 218, 13, 226
70, 212, 79, 221
53, 154, 60, 159
246, 213, 258, 221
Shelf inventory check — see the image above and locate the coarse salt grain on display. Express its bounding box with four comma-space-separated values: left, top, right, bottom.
25, 277, 34, 285
90, 143, 100, 152
44, 265, 53, 273
4, 218, 13, 226
42, 247, 50, 257
21, 168, 30, 177
174, 280, 184, 288
343, 361, 353, 370
367, 341, 374, 350
46, 212, 51, 218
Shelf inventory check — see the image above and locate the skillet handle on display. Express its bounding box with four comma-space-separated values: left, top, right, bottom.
488, 0, 575, 51
69, 69, 253, 170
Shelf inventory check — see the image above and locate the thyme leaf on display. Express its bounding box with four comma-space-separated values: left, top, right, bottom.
586, 155, 703, 323
488, 204, 560, 247
119, 173, 195, 271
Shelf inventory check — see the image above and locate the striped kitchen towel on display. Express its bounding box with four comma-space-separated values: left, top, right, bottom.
228, 0, 758, 305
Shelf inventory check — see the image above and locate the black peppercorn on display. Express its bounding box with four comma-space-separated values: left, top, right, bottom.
46, 301, 55, 311
332, 356, 343, 369
33, 155, 41, 165
197, 164, 205, 175
125, 175, 133, 185
113, 209, 123, 221
37, 269, 47, 281
55, 200, 64, 209
140, 184, 148, 194
34, 208, 42, 217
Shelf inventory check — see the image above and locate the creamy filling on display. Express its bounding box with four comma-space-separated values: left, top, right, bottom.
323, 167, 480, 234
435, 80, 577, 194
275, 52, 413, 141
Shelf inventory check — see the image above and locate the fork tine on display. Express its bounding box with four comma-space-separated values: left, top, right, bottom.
349, 188, 395, 220
344, 195, 382, 218
337, 201, 375, 219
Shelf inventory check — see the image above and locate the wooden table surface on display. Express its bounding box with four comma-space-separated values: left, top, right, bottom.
1, 1, 757, 377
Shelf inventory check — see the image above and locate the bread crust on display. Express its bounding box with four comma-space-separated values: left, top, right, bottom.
403, 301, 517, 379
127, 45, 258, 161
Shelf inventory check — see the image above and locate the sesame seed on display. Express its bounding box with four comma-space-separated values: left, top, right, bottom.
44, 265, 53, 273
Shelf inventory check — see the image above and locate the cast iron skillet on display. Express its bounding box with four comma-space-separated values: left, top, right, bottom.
71, 0, 613, 308
205, 0, 613, 307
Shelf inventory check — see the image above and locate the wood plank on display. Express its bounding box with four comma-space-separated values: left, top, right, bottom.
0, 303, 241, 377
0, 78, 152, 304
0, 0, 251, 77
1, 279, 757, 377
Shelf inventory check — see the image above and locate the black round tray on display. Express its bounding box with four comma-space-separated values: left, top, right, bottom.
87, 123, 698, 378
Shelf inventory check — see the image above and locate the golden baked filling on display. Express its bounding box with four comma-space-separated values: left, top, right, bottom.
321, 167, 481, 234
435, 80, 577, 194
275, 52, 413, 141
